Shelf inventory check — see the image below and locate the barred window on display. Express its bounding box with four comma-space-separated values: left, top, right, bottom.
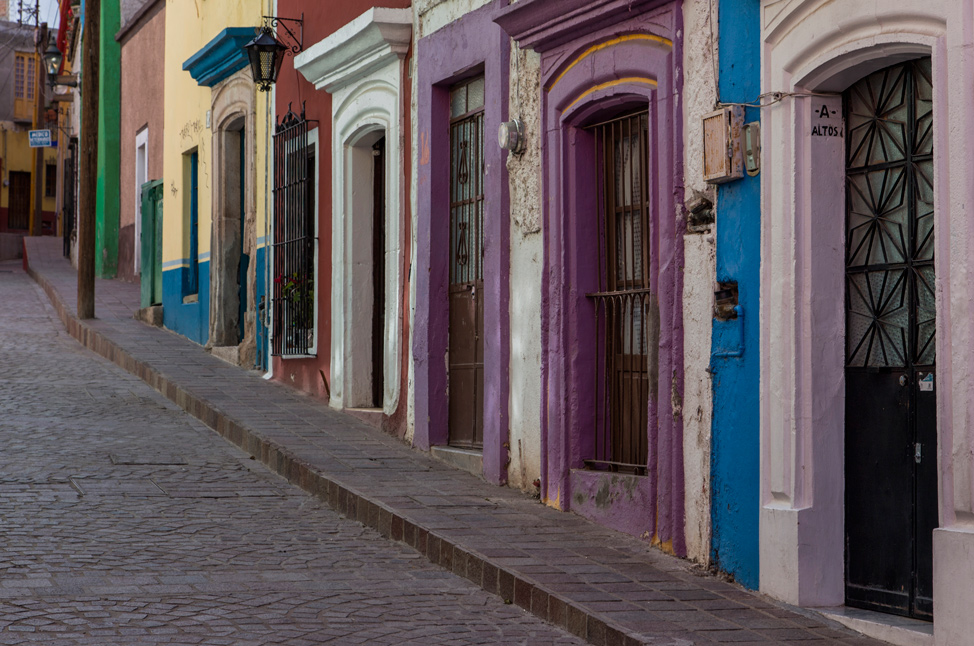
271, 106, 318, 357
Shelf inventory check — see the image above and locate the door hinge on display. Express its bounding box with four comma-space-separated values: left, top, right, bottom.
914, 443, 922, 464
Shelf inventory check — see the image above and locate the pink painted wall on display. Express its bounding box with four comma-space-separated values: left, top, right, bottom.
117, 0, 165, 283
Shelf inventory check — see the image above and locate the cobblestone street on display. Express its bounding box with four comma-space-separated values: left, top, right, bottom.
0, 263, 586, 644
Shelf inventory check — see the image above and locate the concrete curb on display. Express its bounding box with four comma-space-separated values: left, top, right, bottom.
25, 257, 649, 646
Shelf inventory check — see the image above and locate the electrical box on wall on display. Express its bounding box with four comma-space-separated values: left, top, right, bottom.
702, 106, 744, 184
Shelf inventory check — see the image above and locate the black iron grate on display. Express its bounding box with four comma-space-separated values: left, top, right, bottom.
586, 111, 652, 474
272, 105, 318, 357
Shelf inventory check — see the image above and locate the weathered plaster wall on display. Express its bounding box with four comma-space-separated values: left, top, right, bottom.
415, 0, 493, 39
497, 0, 686, 552
711, 0, 760, 589
161, 0, 270, 347
680, 0, 717, 568
413, 0, 511, 486
118, 1, 165, 283
505, 43, 542, 492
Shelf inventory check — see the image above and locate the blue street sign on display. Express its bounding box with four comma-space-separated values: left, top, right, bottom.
29, 130, 52, 148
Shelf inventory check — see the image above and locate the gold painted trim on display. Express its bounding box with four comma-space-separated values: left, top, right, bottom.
548, 34, 672, 91
563, 77, 657, 114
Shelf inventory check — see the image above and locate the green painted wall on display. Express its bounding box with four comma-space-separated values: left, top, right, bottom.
95, 0, 121, 277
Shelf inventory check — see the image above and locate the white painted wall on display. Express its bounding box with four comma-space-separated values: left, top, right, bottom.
680, 0, 717, 567
505, 43, 543, 492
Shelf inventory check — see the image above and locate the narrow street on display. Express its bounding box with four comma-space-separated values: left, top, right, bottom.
0, 262, 586, 645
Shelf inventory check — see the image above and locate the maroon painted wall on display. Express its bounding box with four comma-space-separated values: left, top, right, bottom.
274, 0, 412, 437
117, 0, 165, 283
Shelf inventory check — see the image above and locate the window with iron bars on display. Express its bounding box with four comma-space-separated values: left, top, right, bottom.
586, 111, 652, 475
272, 106, 318, 357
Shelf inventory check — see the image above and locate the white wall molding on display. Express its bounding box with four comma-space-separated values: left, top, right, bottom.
294, 8, 411, 94
297, 9, 410, 415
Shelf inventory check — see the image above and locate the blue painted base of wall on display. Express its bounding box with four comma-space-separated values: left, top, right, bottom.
162, 261, 210, 346
254, 246, 268, 372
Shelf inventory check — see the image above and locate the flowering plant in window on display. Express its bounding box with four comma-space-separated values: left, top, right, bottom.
275, 272, 314, 329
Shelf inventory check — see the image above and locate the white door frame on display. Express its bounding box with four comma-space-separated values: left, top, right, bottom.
135, 127, 149, 273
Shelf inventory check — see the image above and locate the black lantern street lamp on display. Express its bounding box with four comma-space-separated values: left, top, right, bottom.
43, 40, 63, 87
245, 27, 286, 92
244, 15, 303, 92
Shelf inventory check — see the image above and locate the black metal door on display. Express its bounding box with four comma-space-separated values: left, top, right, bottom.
372, 138, 386, 408
63, 140, 77, 258
8, 172, 31, 231
844, 57, 936, 620
447, 77, 485, 449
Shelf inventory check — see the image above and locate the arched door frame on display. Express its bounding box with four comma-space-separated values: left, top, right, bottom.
757, 8, 974, 633
208, 71, 257, 364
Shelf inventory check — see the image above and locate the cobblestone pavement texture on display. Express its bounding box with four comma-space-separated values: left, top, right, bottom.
14, 239, 890, 646
0, 263, 587, 645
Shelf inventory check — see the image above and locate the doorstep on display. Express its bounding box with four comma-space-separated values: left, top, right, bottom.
430, 445, 483, 478
814, 606, 933, 646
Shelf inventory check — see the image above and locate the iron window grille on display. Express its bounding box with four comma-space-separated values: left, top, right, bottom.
272, 105, 318, 357
586, 111, 652, 475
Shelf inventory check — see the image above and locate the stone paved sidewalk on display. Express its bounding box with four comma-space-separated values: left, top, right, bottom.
22, 238, 885, 646
0, 259, 587, 645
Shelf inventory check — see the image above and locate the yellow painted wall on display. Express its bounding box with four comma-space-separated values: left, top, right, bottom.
162, 0, 272, 266
0, 126, 57, 212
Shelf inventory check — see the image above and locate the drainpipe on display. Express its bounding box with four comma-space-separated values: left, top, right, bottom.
262, 72, 274, 379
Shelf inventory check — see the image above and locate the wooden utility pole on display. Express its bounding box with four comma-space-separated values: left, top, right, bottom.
29, 18, 47, 237
78, 0, 100, 319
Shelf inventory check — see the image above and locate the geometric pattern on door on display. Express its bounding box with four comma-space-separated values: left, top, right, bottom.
844, 56, 936, 621
846, 58, 935, 369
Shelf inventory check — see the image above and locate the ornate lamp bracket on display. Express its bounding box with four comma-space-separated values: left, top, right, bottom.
260, 14, 304, 55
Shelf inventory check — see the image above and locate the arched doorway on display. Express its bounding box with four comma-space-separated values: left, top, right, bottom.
843, 57, 937, 620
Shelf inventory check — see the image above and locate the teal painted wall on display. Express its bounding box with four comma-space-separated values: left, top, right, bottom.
95, 0, 121, 277
710, 0, 761, 589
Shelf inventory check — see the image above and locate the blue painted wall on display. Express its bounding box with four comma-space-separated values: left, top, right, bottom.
162, 261, 210, 346
710, 0, 761, 589
161, 250, 266, 368
254, 245, 268, 371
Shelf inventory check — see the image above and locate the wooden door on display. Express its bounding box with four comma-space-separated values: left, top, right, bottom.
448, 77, 485, 449
844, 57, 936, 620
8, 171, 31, 231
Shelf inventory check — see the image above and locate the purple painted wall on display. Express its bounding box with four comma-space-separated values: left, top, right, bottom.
497, 0, 686, 555
414, 0, 511, 485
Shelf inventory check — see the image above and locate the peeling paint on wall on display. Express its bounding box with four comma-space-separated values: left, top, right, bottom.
711, 0, 760, 590
506, 43, 542, 491
680, 0, 717, 568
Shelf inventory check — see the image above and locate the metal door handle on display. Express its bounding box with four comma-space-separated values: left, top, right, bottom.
899, 375, 908, 387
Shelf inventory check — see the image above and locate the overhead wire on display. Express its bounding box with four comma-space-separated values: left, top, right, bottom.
707, 0, 838, 109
